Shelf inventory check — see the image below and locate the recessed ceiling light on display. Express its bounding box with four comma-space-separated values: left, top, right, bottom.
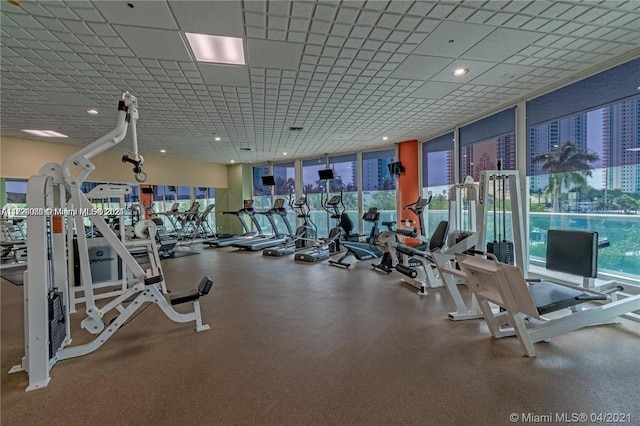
230, 160, 235, 163
185, 32, 245, 65
22, 129, 68, 138
214, 137, 221, 141
382, 136, 389, 141
452, 67, 469, 77
86, 109, 99, 115
160, 149, 166, 153
283, 152, 288, 156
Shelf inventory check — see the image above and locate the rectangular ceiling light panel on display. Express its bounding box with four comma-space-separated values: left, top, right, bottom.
22, 130, 68, 137
186, 32, 245, 65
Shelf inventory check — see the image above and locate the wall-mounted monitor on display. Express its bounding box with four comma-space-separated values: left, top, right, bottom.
261, 175, 276, 186
141, 187, 154, 194
388, 161, 405, 175
318, 169, 335, 180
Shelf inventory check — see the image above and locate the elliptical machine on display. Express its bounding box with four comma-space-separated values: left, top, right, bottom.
294, 191, 354, 263
263, 195, 317, 257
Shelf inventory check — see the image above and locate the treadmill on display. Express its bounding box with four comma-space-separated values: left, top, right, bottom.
205, 199, 263, 247
233, 198, 293, 251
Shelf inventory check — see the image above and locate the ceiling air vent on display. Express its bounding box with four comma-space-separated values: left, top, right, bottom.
288, 126, 304, 131
240, 147, 251, 151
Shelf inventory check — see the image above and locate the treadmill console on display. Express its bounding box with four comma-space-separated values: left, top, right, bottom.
273, 198, 285, 209
294, 197, 307, 206
243, 199, 254, 208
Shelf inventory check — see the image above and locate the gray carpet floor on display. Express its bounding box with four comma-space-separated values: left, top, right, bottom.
2, 246, 639, 425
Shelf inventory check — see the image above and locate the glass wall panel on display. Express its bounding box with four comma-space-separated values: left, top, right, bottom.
422, 133, 454, 235
176, 186, 192, 210
362, 149, 396, 236
4, 179, 28, 215
303, 158, 328, 236
195, 187, 216, 231
329, 154, 359, 232
273, 162, 296, 234
153, 185, 176, 231
252, 165, 272, 233
527, 96, 640, 279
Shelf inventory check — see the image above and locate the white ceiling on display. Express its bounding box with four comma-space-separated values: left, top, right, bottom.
1, 0, 639, 164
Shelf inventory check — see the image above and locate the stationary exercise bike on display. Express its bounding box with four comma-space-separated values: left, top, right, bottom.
328, 207, 391, 269
372, 196, 432, 274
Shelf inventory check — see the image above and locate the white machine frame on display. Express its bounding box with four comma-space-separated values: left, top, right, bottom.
10, 93, 210, 391
459, 255, 640, 357
477, 169, 527, 270
432, 179, 484, 320
433, 171, 527, 320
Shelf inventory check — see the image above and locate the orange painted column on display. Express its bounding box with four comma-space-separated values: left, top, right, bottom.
397, 140, 420, 236
140, 185, 153, 218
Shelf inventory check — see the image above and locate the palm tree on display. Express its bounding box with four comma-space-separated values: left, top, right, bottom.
532, 140, 599, 212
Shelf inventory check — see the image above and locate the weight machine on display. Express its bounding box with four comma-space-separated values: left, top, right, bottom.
431, 178, 484, 319
434, 172, 526, 320
10, 93, 212, 391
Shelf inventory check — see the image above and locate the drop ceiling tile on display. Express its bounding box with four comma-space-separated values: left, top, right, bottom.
112, 26, 191, 61
247, 39, 303, 69
413, 21, 495, 58
409, 81, 462, 99
171, 1, 244, 37
431, 59, 497, 83
199, 64, 250, 87
40, 91, 96, 105
389, 55, 453, 80
470, 63, 536, 86
93, 1, 178, 30
461, 28, 544, 62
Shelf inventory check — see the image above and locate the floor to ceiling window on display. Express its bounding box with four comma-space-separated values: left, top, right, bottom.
329, 154, 359, 234
302, 158, 329, 236
252, 165, 271, 234
527, 59, 640, 280
362, 149, 396, 237
460, 108, 516, 246
195, 187, 216, 232
422, 133, 454, 236
272, 162, 296, 236
3, 179, 27, 215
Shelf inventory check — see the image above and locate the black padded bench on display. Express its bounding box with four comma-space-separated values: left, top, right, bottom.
529, 281, 606, 315
170, 276, 213, 306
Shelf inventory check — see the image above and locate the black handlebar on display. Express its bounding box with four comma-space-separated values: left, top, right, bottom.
122, 154, 143, 174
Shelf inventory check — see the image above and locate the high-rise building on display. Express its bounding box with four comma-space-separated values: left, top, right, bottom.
602, 99, 640, 194
528, 114, 588, 191
362, 154, 394, 190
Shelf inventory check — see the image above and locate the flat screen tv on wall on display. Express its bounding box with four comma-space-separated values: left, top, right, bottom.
261, 175, 276, 186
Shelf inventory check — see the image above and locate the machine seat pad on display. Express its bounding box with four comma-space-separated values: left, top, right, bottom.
170, 288, 200, 305
529, 281, 605, 315
382, 221, 396, 227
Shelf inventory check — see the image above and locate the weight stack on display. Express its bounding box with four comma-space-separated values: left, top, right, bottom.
487, 241, 514, 265
48, 290, 67, 360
